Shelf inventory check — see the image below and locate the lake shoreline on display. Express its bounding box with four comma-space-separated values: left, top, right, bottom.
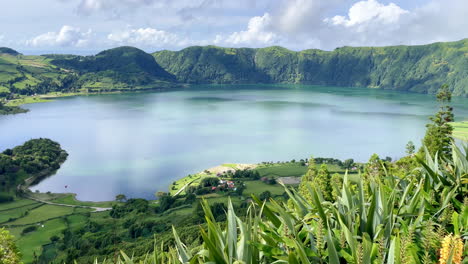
4, 84, 468, 200
2, 84, 188, 114
6, 83, 468, 114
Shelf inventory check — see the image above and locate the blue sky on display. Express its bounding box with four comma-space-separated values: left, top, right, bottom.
1, 0, 467, 54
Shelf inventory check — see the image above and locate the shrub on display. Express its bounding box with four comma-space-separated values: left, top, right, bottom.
21, 225, 37, 235
0, 193, 14, 203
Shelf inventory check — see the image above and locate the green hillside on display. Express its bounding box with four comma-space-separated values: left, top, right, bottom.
0, 46, 179, 104
154, 39, 468, 96
0, 52, 72, 98
47, 46, 177, 92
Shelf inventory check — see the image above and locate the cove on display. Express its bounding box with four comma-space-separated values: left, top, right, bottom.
1, 84, 468, 201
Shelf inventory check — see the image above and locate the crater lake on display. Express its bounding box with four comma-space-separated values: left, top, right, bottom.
2, 84, 468, 201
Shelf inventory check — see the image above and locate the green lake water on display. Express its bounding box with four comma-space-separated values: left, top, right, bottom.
1, 84, 468, 201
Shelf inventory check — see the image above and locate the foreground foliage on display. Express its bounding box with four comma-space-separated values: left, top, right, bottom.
0, 228, 22, 264
96, 143, 467, 264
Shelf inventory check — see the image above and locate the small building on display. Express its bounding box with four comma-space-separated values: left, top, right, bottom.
227, 181, 235, 188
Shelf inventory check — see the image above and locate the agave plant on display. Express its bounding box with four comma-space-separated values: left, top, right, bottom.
96, 143, 467, 264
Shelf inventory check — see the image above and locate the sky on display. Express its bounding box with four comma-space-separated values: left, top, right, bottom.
1, 0, 467, 54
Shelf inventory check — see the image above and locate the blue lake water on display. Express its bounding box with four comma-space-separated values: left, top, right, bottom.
1, 84, 467, 201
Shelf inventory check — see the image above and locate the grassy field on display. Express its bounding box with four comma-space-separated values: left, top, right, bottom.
6, 204, 77, 226
0, 203, 42, 224
243, 181, 285, 196
452, 121, 468, 141
13, 218, 67, 263
0, 198, 95, 263
0, 199, 38, 210
255, 163, 308, 178
5, 91, 85, 107
5, 96, 53, 106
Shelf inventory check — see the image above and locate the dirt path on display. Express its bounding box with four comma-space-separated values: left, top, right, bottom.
18, 176, 111, 212
24, 195, 112, 212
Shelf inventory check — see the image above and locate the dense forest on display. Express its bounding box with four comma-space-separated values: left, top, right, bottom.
0, 138, 68, 200
153, 39, 468, 96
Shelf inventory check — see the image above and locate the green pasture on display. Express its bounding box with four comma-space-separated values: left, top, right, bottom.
255, 163, 308, 178
7, 204, 77, 226
452, 121, 468, 141
13, 218, 67, 263
243, 181, 285, 197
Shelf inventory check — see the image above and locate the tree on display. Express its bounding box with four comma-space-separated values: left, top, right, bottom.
420, 84, 454, 159
0, 228, 22, 264
50, 235, 60, 243
210, 202, 227, 221
194, 201, 205, 219
314, 164, 332, 201
184, 193, 196, 204
405, 141, 415, 156
200, 177, 219, 187
259, 191, 271, 201
235, 185, 245, 196
159, 195, 176, 212
115, 194, 127, 202
299, 157, 318, 203
342, 159, 355, 170
331, 173, 343, 200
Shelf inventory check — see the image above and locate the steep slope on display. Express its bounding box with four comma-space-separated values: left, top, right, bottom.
153, 39, 468, 96
154, 46, 270, 83
48, 46, 176, 91
0, 52, 71, 98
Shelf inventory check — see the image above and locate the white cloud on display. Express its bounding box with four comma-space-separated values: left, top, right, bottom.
321, 0, 468, 47
9, 0, 468, 52
215, 0, 468, 50
107, 27, 188, 48
217, 13, 279, 46
274, 0, 345, 34
327, 0, 409, 27
28, 25, 92, 47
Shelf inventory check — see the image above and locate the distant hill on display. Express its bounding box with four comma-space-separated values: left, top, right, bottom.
0, 47, 178, 99
0, 47, 21, 56
47, 46, 176, 92
153, 39, 468, 96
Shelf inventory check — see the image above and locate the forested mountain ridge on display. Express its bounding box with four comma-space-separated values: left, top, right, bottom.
0, 39, 467, 102
153, 38, 468, 96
